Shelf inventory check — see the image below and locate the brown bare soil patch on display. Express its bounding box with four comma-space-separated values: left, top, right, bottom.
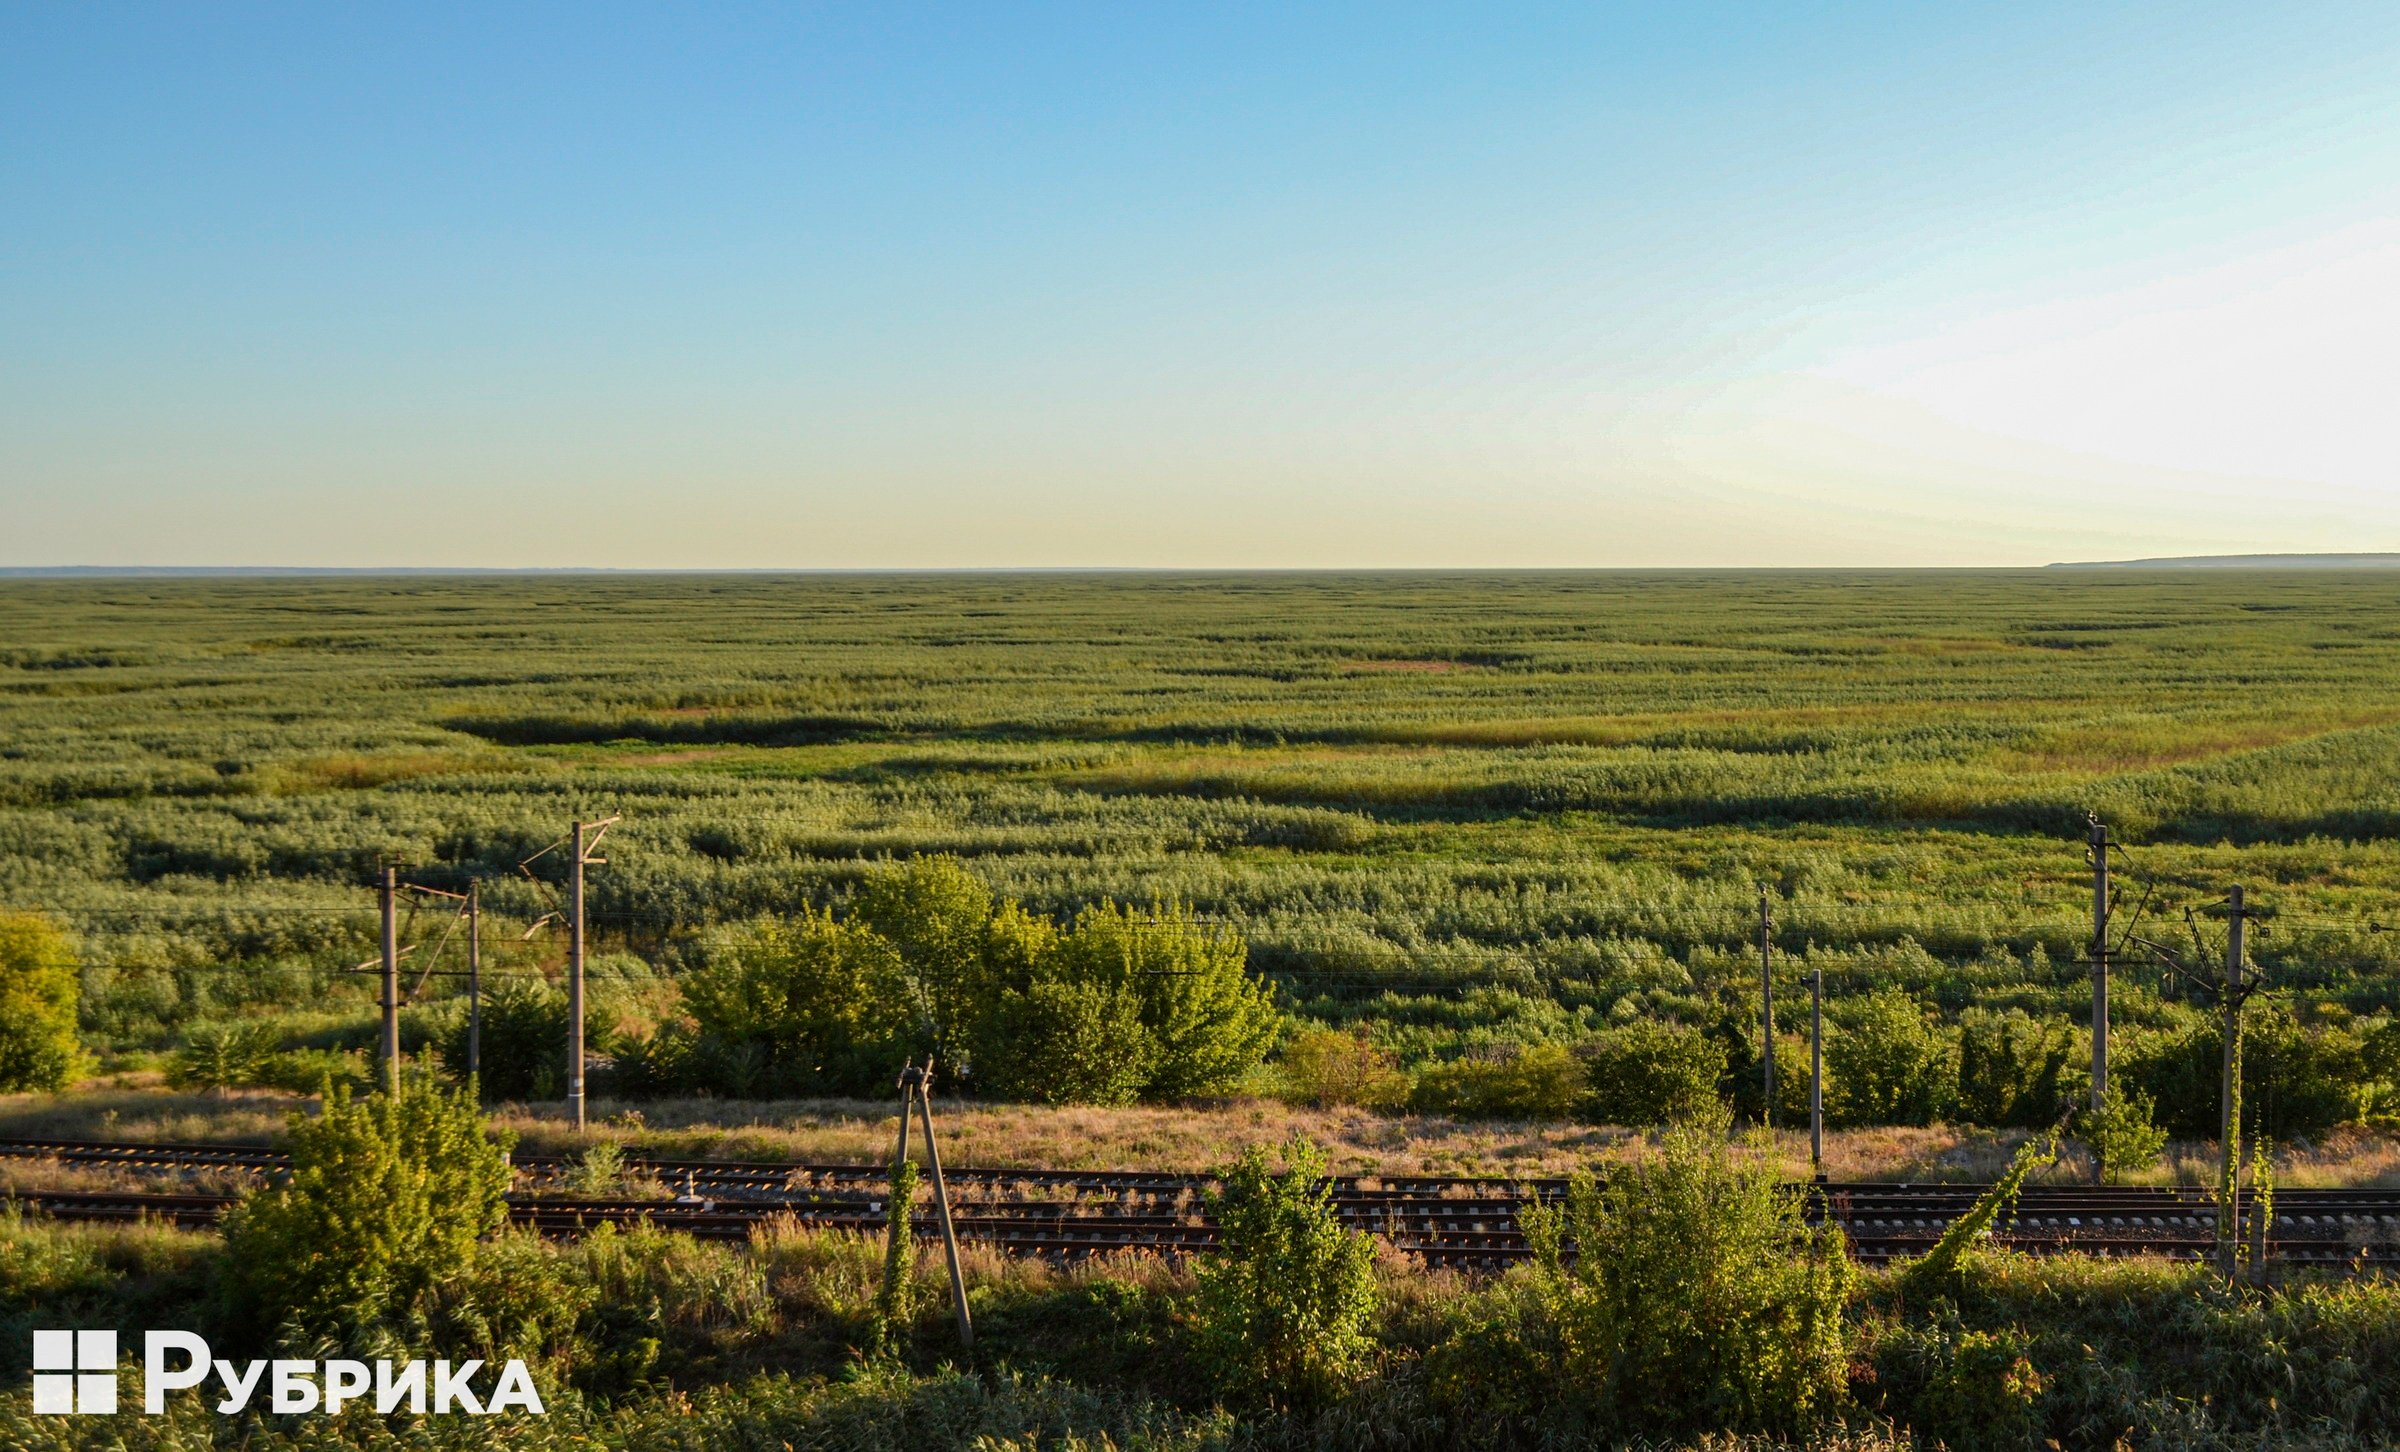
614, 747, 729, 766
1341, 658, 1478, 673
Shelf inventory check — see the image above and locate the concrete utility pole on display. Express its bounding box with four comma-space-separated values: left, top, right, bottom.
465, 879, 482, 1083
569, 822, 587, 1132
890, 1061, 975, 1349
2090, 815, 2111, 1112
379, 865, 400, 1096
1759, 885, 1775, 1131
1809, 967, 1824, 1181
566, 816, 619, 1133
2216, 884, 2247, 1281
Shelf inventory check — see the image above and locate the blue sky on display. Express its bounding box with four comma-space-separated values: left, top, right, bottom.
4, 3, 2397, 566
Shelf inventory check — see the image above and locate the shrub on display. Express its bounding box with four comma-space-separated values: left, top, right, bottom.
0, 913, 79, 1092
430, 1229, 596, 1368
222, 1065, 513, 1337
1514, 1112, 1854, 1439
2130, 1005, 2367, 1140
1192, 1138, 1378, 1409
1050, 900, 1278, 1099
678, 909, 915, 1096
1827, 989, 1956, 1128
976, 978, 1152, 1106
1411, 1043, 1586, 1119
2078, 1084, 2168, 1182
1956, 1008, 2074, 1129
251, 1045, 371, 1095
1884, 1322, 2047, 1452
442, 976, 594, 1101
855, 856, 1001, 1071
1279, 1028, 1411, 1110
164, 1021, 280, 1096
1578, 1019, 1726, 1126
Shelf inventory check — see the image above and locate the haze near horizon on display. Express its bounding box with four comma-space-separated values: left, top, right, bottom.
3, 3, 2396, 569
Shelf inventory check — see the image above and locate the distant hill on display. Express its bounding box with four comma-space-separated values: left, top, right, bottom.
2047, 553, 2400, 570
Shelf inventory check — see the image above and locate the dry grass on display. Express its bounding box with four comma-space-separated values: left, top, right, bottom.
6, 1089, 2396, 1188
0, 1088, 291, 1145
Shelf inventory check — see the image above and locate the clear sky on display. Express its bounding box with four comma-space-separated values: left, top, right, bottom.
4, 3, 2397, 568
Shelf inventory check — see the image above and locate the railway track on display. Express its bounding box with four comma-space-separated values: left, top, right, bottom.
5, 1138, 2397, 1269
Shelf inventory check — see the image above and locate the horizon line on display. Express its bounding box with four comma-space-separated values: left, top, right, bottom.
6, 553, 2400, 578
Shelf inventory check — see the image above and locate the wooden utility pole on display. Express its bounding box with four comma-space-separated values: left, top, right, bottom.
379, 865, 400, 1096
465, 879, 482, 1083
2216, 884, 2247, 1281
1759, 885, 1775, 1131
1809, 967, 1824, 1181
2089, 815, 2111, 1112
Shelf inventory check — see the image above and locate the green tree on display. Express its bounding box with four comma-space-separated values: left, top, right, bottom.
1579, 1020, 1727, 1126
223, 1066, 513, 1337
976, 977, 1153, 1106
0, 913, 80, 1092
164, 1021, 278, 1098
445, 976, 616, 1102
1519, 1112, 1853, 1438
1051, 900, 1278, 1098
680, 909, 914, 1095
1827, 989, 1957, 1127
2077, 1084, 2168, 1183
2130, 1004, 2366, 1140
1956, 1008, 2073, 1128
854, 856, 999, 1070
1193, 1137, 1378, 1409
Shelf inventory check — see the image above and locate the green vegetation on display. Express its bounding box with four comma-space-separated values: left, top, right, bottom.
7, 571, 2400, 1133
221, 1067, 513, 1338
0, 913, 79, 1092
10, 1117, 2397, 1449
1192, 1137, 1380, 1409
2079, 1083, 2170, 1182
1494, 1114, 1854, 1440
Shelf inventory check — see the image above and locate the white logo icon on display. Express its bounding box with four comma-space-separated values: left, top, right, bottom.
32, 1329, 116, 1415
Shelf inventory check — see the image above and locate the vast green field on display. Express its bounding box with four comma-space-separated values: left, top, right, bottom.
5, 570, 2400, 1100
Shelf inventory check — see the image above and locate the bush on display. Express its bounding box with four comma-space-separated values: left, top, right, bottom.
629, 865, 1280, 1108
1827, 989, 1956, 1128
1881, 1321, 2047, 1452
976, 978, 1153, 1106
253, 1045, 371, 1095
1193, 1138, 1378, 1409
677, 909, 914, 1096
2078, 1084, 2168, 1182
0, 913, 79, 1092
441, 976, 603, 1101
1279, 1028, 1411, 1110
1411, 1044, 1586, 1119
1511, 1112, 1854, 1439
1956, 1008, 2074, 1128
2130, 1005, 2367, 1140
1048, 900, 1278, 1099
222, 1065, 513, 1337
164, 1021, 280, 1096
855, 856, 1001, 1071
1578, 1020, 1726, 1125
